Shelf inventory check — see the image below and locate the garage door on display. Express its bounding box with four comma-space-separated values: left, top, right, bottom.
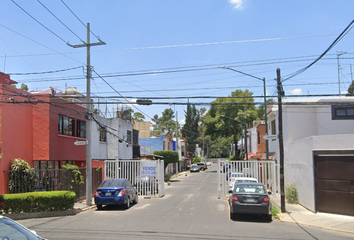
315, 155, 354, 216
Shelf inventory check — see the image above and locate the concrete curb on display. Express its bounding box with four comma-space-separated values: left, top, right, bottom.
271, 200, 354, 235
2, 209, 81, 220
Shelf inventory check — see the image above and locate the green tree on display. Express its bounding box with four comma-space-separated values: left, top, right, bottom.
20, 83, 29, 91
181, 104, 204, 158
202, 89, 257, 156
153, 150, 179, 170
133, 112, 145, 122
193, 156, 201, 163
151, 108, 176, 136
347, 81, 354, 96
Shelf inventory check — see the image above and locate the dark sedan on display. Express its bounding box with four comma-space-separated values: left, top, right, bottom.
94, 179, 138, 210
228, 182, 272, 221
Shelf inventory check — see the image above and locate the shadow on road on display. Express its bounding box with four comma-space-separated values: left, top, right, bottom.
231, 214, 272, 223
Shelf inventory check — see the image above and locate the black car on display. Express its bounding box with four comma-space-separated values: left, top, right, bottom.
228, 182, 272, 221
94, 179, 138, 210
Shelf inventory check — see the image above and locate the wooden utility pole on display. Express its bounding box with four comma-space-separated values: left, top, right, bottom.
69, 23, 106, 206
277, 68, 286, 213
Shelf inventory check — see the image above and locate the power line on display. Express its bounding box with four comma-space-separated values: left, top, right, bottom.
7, 66, 84, 75
36, 0, 85, 43
10, 0, 69, 45
283, 19, 354, 82
60, 0, 101, 41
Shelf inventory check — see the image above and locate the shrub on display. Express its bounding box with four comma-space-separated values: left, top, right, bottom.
285, 183, 299, 204
8, 158, 38, 193
193, 156, 201, 163
153, 150, 179, 170
61, 164, 84, 190
228, 155, 240, 161
164, 174, 171, 182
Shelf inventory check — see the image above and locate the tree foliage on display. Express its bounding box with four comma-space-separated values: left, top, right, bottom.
133, 112, 145, 122
21, 83, 29, 92
153, 150, 179, 170
8, 158, 38, 193
181, 104, 205, 158
347, 80, 354, 96
61, 164, 84, 190
202, 89, 258, 156
151, 108, 176, 136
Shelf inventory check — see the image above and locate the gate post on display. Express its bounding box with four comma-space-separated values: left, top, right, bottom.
217, 159, 221, 199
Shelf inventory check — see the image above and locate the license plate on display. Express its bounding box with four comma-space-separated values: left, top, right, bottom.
105, 192, 112, 196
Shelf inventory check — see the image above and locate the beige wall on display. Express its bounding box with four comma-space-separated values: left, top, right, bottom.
134, 121, 151, 138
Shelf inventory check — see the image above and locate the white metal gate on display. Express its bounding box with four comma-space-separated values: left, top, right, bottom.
104, 160, 165, 197
217, 159, 278, 199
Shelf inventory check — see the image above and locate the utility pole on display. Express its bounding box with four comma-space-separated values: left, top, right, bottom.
337, 51, 347, 95
69, 23, 106, 206
176, 111, 180, 172
277, 68, 286, 213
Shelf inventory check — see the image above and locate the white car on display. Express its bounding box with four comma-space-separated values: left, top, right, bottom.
228, 176, 258, 191
0, 216, 46, 239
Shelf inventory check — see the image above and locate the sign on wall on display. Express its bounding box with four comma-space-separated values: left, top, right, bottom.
141, 161, 157, 177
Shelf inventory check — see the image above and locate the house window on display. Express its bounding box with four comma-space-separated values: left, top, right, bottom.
332, 105, 354, 120
58, 115, 75, 136
77, 120, 86, 138
257, 131, 261, 144
127, 130, 132, 144
99, 126, 107, 142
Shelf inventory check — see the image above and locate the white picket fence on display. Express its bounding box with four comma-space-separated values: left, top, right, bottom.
104, 160, 165, 197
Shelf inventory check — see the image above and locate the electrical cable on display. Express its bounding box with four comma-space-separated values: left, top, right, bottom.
283, 19, 354, 82
60, 0, 101, 41
10, 0, 69, 44
7, 66, 84, 75
36, 0, 85, 43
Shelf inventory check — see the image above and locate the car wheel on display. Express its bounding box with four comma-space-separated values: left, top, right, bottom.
266, 215, 272, 222
125, 197, 131, 209
133, 194, 138, 204
230, 211, 235, 220
96, 204, 102, 210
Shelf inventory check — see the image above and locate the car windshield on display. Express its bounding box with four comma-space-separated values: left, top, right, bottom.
99, 180, 124, 188
0, 218, 39, 240
191, 165, 198, 169
235, 185, 265, 193
235, 179, 257, 183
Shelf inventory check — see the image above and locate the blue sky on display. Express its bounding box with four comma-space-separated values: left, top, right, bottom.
1, 0, 354, 123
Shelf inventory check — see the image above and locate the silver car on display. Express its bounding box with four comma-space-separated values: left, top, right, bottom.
228, 182, 272, 221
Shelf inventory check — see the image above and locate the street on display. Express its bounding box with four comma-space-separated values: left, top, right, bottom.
19, 164, 353, 240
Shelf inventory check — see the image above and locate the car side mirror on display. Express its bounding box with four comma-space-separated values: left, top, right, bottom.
228, 190, 233, 194
268, 191, 272, 195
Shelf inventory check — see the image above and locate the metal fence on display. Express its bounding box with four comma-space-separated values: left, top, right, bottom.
217, 159, 278, 199
4, 167, 102, 200
104, 160, 165, 197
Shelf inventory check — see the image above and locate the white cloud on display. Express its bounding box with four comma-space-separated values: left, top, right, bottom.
179, 118, 186, 126
287, 88, 302, 95
341, 90, 348, 95
229, 0, 245, 10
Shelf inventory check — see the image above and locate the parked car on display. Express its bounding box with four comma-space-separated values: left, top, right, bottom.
228, 176, 258, 191
137, 176, 158, 195
94, 179, 138, 210
190, 164, 200, 172
197, 162, 207, 171
228, 182, 272, 221
0, 215, 46, 239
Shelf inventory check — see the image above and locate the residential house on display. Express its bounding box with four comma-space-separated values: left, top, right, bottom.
0, 73, 87, 194
139, 132, 178, 174
267, 97, 354, 216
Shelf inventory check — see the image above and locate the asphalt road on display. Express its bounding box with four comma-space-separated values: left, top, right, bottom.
19, 164, 353, 240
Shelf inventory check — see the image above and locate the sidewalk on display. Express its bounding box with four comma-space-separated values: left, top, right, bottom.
271, 196, 354, 234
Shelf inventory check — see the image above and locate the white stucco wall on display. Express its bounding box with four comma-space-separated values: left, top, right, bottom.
286, 134, 354, 212
91, 115, 108, 160
91, 115, 134, 161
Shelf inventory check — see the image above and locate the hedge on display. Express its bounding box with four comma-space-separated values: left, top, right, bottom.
0, 191, 76, 214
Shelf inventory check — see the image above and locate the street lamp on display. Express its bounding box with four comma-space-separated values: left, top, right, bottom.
219, 66, 269, 160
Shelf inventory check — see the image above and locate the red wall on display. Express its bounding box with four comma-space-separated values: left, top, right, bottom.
0, 79, 87, 194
